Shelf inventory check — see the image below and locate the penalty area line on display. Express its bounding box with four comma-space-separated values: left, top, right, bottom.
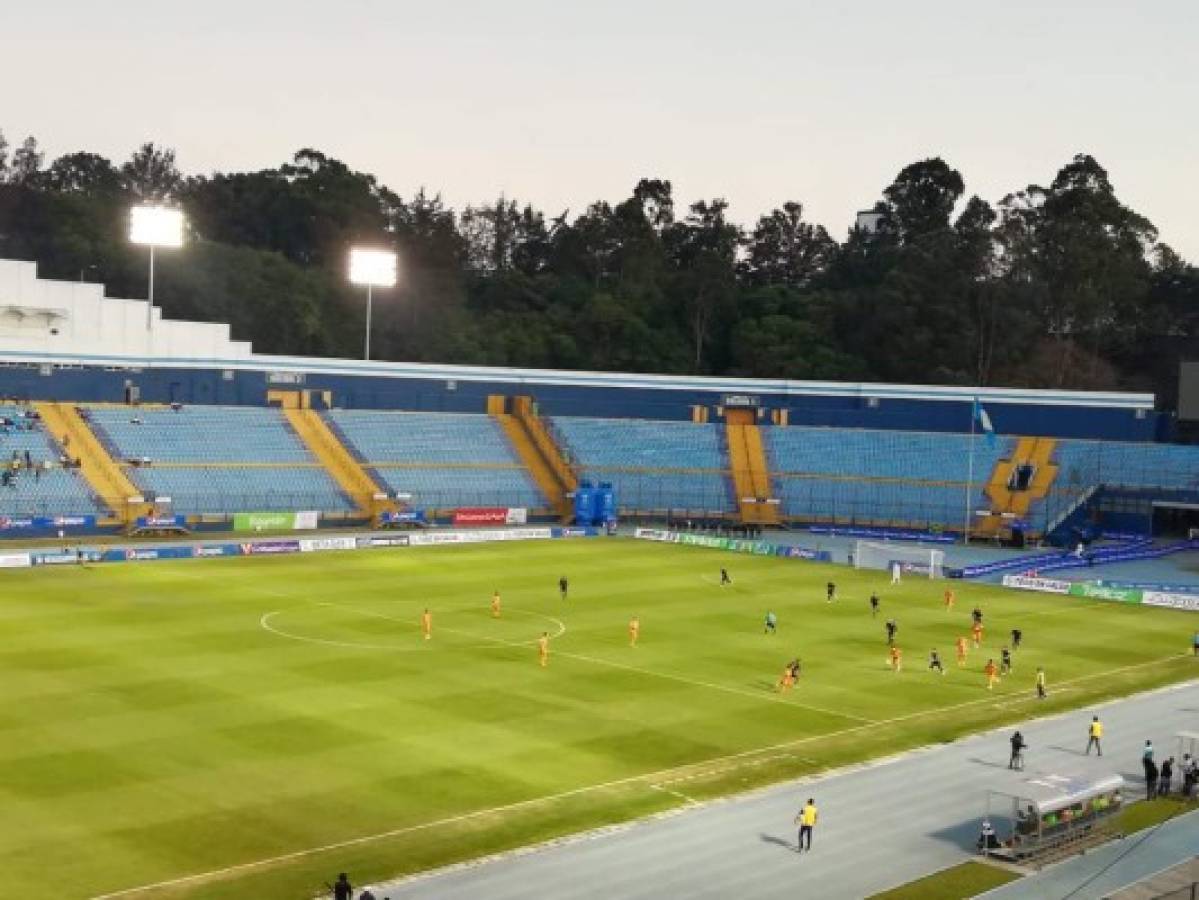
87, 653, 1193, 900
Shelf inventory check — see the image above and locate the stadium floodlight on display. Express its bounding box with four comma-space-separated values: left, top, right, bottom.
129, 206, 185, 331
348, 247, 397, 361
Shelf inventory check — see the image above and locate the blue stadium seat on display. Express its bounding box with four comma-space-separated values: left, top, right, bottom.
552, 417, 733, 512
326, 411, 546, 509
85, 406, 353, 514
0, 405, 105, 517
766, 427, 1014, 527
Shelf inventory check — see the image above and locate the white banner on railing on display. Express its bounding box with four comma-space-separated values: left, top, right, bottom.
408, 528, 553, 547
0, 553, 31, 568
1001, 574, 1073, 594
299, 536, 357, 553
294, 511, 320, 530
1142, 591, 1199, 612
634, 527, 678, 543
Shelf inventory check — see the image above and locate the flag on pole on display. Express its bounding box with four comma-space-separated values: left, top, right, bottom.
973, 399, 996, 447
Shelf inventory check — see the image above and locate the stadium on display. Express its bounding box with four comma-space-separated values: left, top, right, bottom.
0, 251, 1197, 899
4, 7, 1199, 894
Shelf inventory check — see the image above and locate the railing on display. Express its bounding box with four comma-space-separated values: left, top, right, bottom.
127, 491, 364, 516
514, 400, 576, 490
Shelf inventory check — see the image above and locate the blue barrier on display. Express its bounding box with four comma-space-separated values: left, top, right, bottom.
1035, 539, 1196, 574
20, 526, 604, 571
957, 537, 1155, 579
806, 525, 956, 544
380, 510, 426, 525
775, 546, 833, 562
31, 549, 102, 565
135, 515, 187, 528
553, 526, 601, 538
0, 514, 96, 531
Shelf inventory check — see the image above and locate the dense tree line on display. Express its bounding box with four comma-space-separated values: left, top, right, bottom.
0, 131, 1195, 408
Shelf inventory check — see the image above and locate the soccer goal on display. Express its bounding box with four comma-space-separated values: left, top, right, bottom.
853, 541, 945, 579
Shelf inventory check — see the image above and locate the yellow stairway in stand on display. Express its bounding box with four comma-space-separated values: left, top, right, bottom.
284, 408, 394, 519
726, 417, 779, 526
495, 397, 577, 521
977, 436, 1059, 536
35, 402, 148, 525
1022, 437, 1059, 510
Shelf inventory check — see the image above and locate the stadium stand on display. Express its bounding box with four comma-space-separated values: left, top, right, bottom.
766, 427, 1017, 529
0, 404, 105, 518
84, 406, 354, 514
551, 416, 734, 514
1032, 439, 1199, 532
325, 410, 547, 510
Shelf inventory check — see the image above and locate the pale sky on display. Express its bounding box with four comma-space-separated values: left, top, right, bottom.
7, 0, 1198, 259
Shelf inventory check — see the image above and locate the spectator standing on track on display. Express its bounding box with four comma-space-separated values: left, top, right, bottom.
1183, 754, 1196, 797
1009, 731, 1027, 770
1085, 716, 1103, 756
1159, 757, 1174, 797
331, 873, 352, 900
1143, 739, 1154, 764
1143, 755, 1159, 800
795, 798, 818, 852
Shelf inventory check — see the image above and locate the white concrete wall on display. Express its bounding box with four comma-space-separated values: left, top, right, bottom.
0, 259, 253, 361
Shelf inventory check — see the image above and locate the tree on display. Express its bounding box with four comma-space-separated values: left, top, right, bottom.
40, 152, 123, 195
0, 135, 1190, 406
122, 143, 182, 202
8, 136, 43, 185
742, 201, 836, 287
667, 199, 740, 373
883, 158, 965, 243
1036, 154, 1157, 386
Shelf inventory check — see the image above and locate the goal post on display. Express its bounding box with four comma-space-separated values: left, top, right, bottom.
853, 540, 945, 579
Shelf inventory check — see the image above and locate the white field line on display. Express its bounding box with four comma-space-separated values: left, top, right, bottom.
649, 783, 700, 805
88, 653, 1195, 900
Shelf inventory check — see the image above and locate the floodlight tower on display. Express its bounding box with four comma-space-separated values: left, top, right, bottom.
129, 206, 184, 331
348, 247, 397, 360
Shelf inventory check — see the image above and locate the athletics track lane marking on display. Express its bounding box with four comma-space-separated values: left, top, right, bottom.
88, 653, 1194, 899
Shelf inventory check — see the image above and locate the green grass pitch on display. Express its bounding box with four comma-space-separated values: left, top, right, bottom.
2, 538, 1196, 898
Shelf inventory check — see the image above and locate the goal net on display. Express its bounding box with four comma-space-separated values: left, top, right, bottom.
853, 541, 945, 579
